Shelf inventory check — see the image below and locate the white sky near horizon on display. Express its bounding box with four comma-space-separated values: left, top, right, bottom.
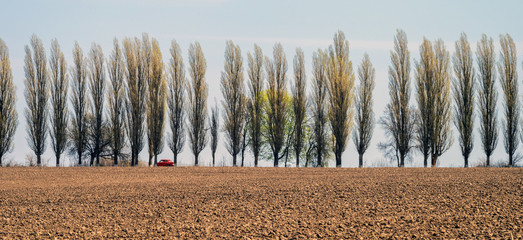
1, 0, 523, 167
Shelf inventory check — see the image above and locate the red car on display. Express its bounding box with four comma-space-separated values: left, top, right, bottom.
157, 159, 174, 166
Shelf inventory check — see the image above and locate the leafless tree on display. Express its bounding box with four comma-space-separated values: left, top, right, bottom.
24, 35, 48, 166
327, 31, 355, 168
381, 30, 415, 167
247, 44, 264, 167
221, 40, 246, 166
188, 41, 208, 166
498, 33, 519, 167
167, 40, 186, 166
292, 48, 307, 167
415, 39, 435, 167
49, 39, 69, 166
0, 39, 17, 166
70, 42, 89, 166
124, 37, 147, 166
210, 103, 219, 166
453, 33, 475, 167
88, 43, 106, 166
107, 39, 126, 166
147, 38, 167, 166
477, 34, 498, 167
265, 43, 288, 167
415, 39, 453, 167
353, 53, 375, 168
431, 39, 452, 166
311, 49, 330, 167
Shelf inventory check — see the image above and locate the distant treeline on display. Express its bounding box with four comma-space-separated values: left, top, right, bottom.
0, 30, 519, 167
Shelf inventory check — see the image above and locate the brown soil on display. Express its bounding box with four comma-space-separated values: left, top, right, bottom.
0, 167, 521, 239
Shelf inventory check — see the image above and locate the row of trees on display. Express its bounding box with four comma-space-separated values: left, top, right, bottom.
0, 30, 520, 167
381, 31, 519, 168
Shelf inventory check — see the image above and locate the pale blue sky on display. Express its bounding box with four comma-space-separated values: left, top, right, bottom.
1, 0, 523, 166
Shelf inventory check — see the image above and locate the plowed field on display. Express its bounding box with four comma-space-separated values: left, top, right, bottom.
0, 167, 521, 238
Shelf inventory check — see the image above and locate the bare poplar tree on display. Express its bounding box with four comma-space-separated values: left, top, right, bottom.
147, 39, 167, 166
221, 40, 246, 166
247, 44, 264, 167
49, 39, 69, 166
353, 53, 375, 168
292, 48, 307, 167
265, 43, 288, 167
415, 39, 452, 167
477, 34, 498, 167
0, 39, 17, 166
124, 37, 147, 166
381, 30, 415, 167
327, 31, 355, 168
311, 49, 329, 167
88, 43, 106, 166
499, 33, 519, 167
453, 33, 475, 167
25, 35, 48, 166
431, 40, 452, 166
167, 40, 186, 166
188, 41, 208, 166
70, 42, 89, 166
210, 103, 219, 166
415, 39, 435, 167
107, 39, 126, 166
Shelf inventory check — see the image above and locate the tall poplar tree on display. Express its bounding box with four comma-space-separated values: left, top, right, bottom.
499, 33, 519, 167
453, 33, 475, 167
0, 39, 17, 166
25, 35, 48, 166
353, 54, 375, 168
221, 40, 246, 166
49, 39, 69, 166
477, 34, 498, 167
327, 31, 355, 168
188, 42, 208, 166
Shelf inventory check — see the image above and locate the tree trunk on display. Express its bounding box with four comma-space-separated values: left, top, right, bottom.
195, 153, 199, 166
174, 153, 178, 167
358, 153, 363, 168
56, 153, 61, 167
78, 149, 82, 166
37, 154, 42, 167
509, 154, 513, 167
431, 154, 438, 168
399, 152, 405, 167
423, 154, 428, 168
114, 151, 118, 166
273, 151, 279, 167
486, 154, 490, 167
148, 153, 153, 167
464, 155, 468, 168
90, 155, 94, 166
241, 150, 245, 167
254, 154, 259, 167
335, 152, 342, 168
296, 152, 300, 168
317, 150, 322, 167
154, 154, 158, 166
212, 153, 215, 167
96, 155, 100, 167
232, 154, 237, 167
